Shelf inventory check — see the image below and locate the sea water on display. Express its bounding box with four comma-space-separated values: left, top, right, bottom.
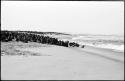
71, 35, 124, 52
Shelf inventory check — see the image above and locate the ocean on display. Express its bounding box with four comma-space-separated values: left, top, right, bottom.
61, 34, 124, 52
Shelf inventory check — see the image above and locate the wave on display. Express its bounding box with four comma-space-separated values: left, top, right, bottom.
72, 35, 124, 41
70, 35, 124, 52
77, 42, 124, 52
91, 44, 124, 52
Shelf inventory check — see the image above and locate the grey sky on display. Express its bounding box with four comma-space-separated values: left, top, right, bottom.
1, 1, 124, 35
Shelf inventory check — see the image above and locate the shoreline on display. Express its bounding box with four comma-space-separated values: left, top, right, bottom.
74, 45, 124, 63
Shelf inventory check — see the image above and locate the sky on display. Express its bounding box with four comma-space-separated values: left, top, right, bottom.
1, 1, 124, 35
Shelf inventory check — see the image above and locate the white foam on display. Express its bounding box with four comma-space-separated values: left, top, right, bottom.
72, 35, 124, 40
71, 35, 124, 52
94, 44, 124, 52
70, 40, 124, 52
77, 41, 124, 52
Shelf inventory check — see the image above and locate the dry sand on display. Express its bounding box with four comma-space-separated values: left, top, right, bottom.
1, 42, 124, 80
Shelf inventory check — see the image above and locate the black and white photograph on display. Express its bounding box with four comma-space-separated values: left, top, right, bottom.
1, 0, 124, 80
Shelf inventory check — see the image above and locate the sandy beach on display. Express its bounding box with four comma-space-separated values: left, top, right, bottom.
1, 42, 124, 80
1, 1, 124, 80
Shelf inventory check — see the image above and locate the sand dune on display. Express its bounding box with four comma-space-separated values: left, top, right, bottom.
1, 42, 124, 80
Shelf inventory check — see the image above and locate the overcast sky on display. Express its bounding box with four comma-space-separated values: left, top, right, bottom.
1, 1, 124, 35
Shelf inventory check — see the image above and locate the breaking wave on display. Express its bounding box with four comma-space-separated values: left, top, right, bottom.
71, 35, 124, 52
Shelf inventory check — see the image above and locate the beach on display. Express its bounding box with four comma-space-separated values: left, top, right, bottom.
1, 1, 124, 80
1, 42, 124, 80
